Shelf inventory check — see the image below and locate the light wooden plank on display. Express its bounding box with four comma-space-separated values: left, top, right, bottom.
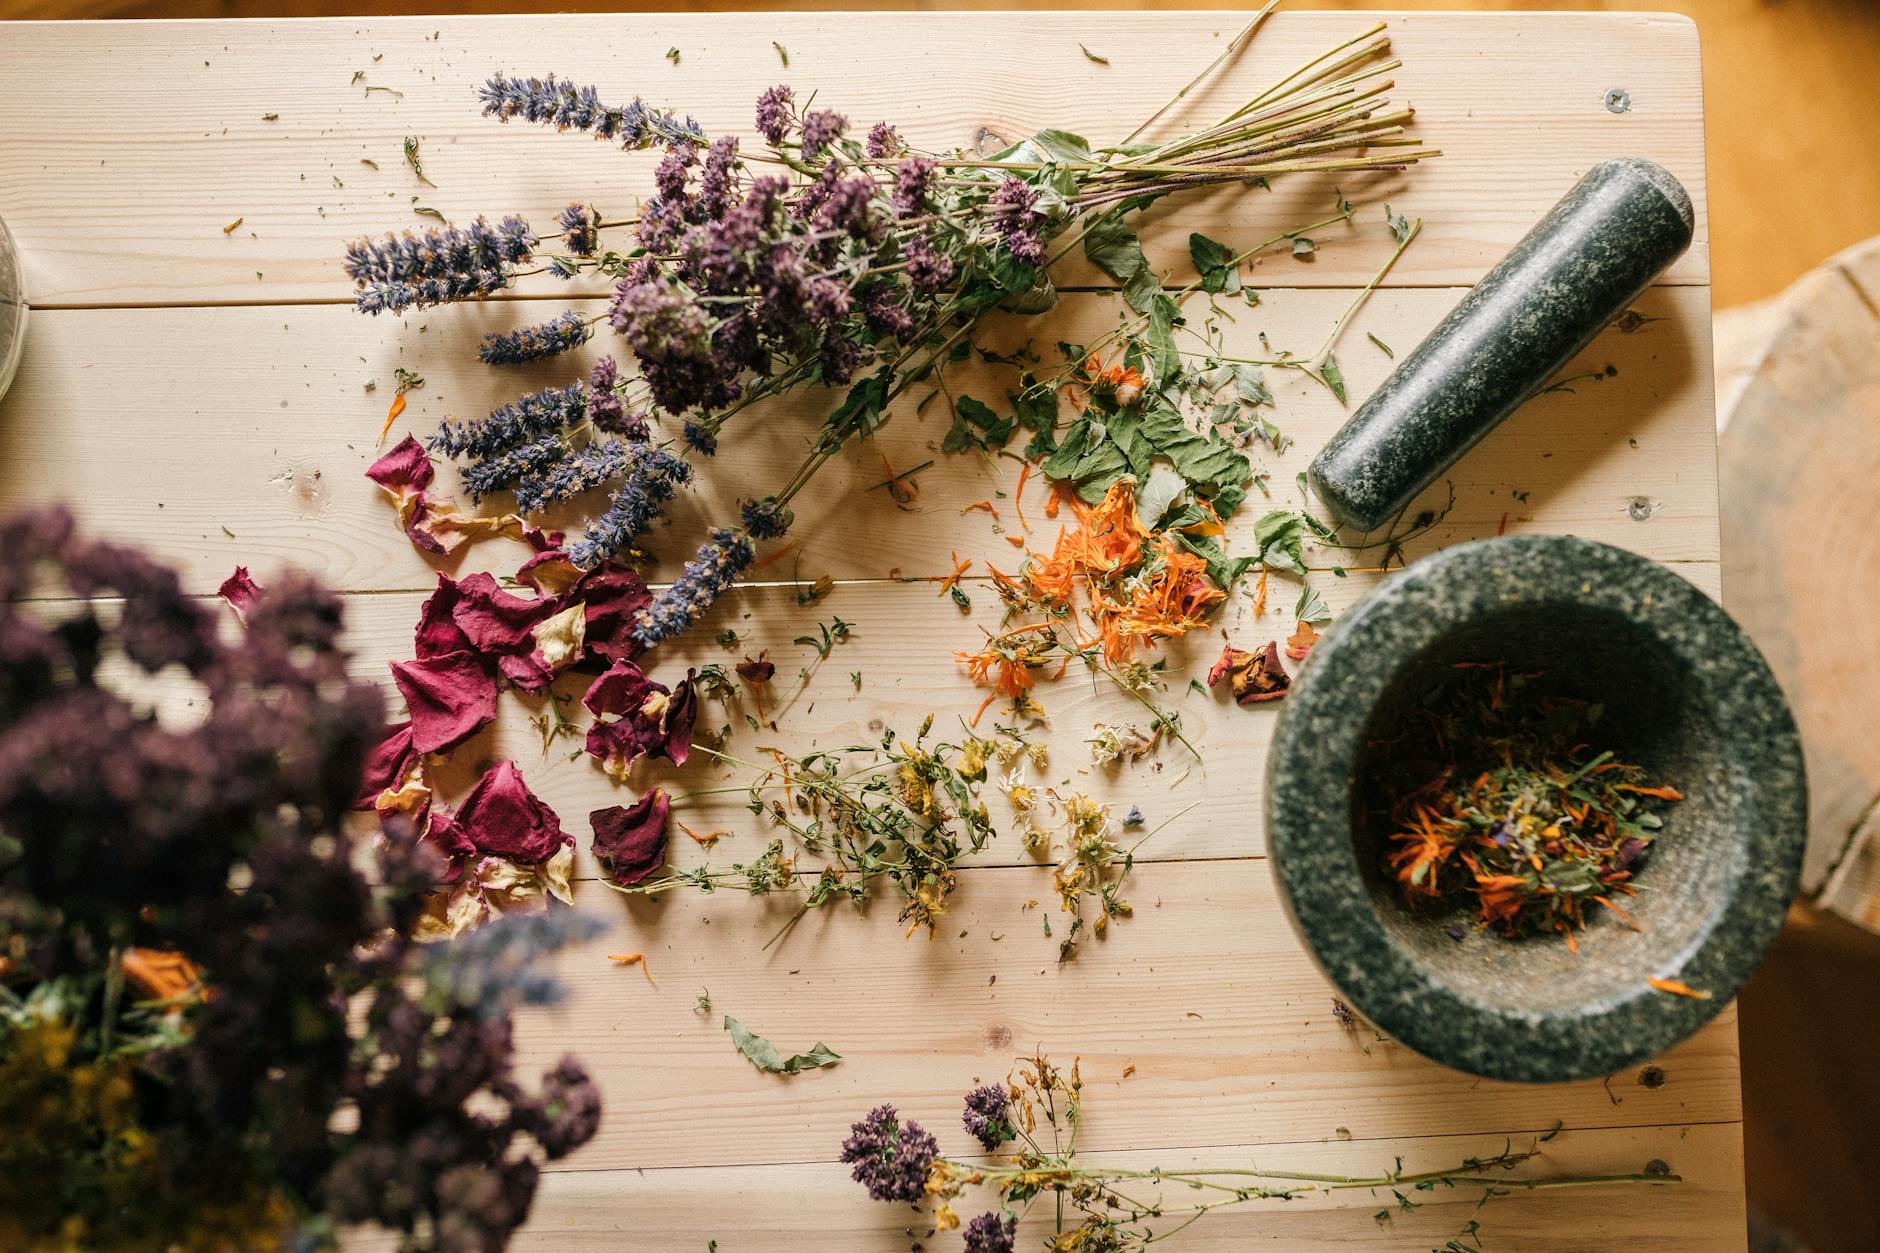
0, 283, 1718, 596
344, 1122, 1745, 1251
473, 862, 1742, 1175
0, 12, 1704, 309
307, 563, 1720, 874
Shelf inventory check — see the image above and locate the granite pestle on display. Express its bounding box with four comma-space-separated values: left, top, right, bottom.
1307, 158, 1695, 532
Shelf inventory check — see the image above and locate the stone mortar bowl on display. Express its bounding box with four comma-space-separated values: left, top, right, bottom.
1265, 535, 1805, 1082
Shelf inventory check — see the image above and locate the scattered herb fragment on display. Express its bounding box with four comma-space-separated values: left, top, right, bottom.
222, 217, 244, 235
724, 1016, 841, 1074
772, 41, 789, 66
403, 135, 436, 187
1080, 44, 1110, 65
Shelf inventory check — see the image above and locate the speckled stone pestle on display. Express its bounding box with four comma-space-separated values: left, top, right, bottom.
1308, 159, 1694, 532
1265, 536, 1806, 1082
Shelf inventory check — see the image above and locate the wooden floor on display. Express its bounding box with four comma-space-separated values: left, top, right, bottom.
3, 0, 1879, 311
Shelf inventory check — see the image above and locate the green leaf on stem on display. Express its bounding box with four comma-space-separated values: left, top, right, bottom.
1320, 353, 1347, 405
1188, 232, 1241, 295
943, 396, 1014, 454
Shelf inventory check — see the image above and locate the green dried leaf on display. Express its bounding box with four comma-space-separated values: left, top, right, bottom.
943, 395, 1015, 454
1367, 332, 1394, 359
1187, 232, 1240, 295
1028, 128, 1094, 164
724, 1016, 841, 1074
1254, 510, 1308, 574
1145, 293, 1182, 388
1385, 204, 1413, 244
1320, 353, 1347, 405
1293, 581, 1332, 625
772, 41, 789, 66
1292, 237, 1316, 259
1136, 407, 1251, 496
1175, 532, 1256, 590
1084, 209, 1149, 285
1080, 44, 1110, 64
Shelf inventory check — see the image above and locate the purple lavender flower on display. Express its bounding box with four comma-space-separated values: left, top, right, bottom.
681, 418, 718, 457
819, 334, 863, 385
860, 285, 916, 341
963, 1212, 1017, 1253
462, 434, 568, 502
631, 526, 756, 645
609, 280, 742, 414
962, 1085, 1014, 1150
346, 216, 536, 313
513, 439, 635, 513
799, 109, 847, 161
813, 174, 881, 242
698, 137, 739, 221
587, 357, 645, 439
903, 234, 955, 294
354, 268, 511, 315
988, 177, 1048, 263
1006, 230, 1045, 265
655, 142, 698, 204
740, 499, 792, 540
432, 382, 587, 459
531, 1056, 604, 1158
558, 202, 601, 256
892, 155, 936, 217
478, 310, 593, 365
479, 73, 704, 148
754, 85, 795, 145
568, 446, 693, 568
839, 1105, 939, 1204
865, 121, 903, 159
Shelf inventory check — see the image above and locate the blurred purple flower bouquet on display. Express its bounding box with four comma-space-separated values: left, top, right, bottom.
346, 16, 1435, 649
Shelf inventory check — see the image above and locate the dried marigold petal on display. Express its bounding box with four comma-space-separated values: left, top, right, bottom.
1647, 976, 1712, 1001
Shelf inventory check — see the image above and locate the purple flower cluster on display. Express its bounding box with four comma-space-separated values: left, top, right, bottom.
586, 356, 645, 439
800, 108, 847, 160
0, 508, 603, 1247
512, 438, 634, 513
558, 202, 602, 256
345, 215, 535, 315
479, 309, 593, 365
893, 155, 937, 217
478, 71, 704, 148
866, 121, 903, 159
631, 525, 757, 645
989, 177, 1048, 264
755, 84, 794, 144
962, 1083, 1015, 1150
963, 1211, 1018, 1253
461, 434, 567, 502
839, 1105, 939, 1204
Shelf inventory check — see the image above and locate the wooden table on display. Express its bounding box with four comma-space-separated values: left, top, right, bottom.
0, 11, 1739, 1249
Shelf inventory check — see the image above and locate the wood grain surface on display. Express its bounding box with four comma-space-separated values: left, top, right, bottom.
0, 11, 1737, 1250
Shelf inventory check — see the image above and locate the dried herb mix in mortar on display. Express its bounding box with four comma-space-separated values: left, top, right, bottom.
1372, 662, 1683, 946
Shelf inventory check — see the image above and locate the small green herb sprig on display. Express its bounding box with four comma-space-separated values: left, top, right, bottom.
603, 717, 994, 947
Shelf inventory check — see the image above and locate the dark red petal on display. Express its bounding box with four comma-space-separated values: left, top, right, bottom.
499, 651, 555, 693
454, 759, 571, 864
735, 654, 775, 683
426, 805, 478, 863
574, 564, 652, 663
582, 659, 661, 718
415, 572, 474, 658
654, 668, 699, 766
1236, 641, 1291, 705
585, 716, 655, 770
217, 566, 263, 619
366, 435, 435, 497
391, 651, 499, 754
451, 571, 562, 655
354, 720, 420, 809
403, 496, 450, 554
1206, 642, 1250, 689
590, 788, 670, 887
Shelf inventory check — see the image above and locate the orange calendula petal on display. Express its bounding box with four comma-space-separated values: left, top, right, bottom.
608, 952, 657, 985
1647, 976, 1712, 1000
379, 390, 406, 441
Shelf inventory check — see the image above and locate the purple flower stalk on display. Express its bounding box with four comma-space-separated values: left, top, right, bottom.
462, 434, 567, 502
479, 73, 704, 148
432, 382, 588, 460
865, 121, 903, 159
513, 439, 634, 513
345, 216, 536, 286
800, 109, 847, 161
587, 357, 645, 439
558, 202, 602, 256
353, 268, 512, 316
568, 446, 693, 569
631, 526, 756, 644
839, 1105, 939, 1204
478, 310, 593, 365
754, 84, 794, 144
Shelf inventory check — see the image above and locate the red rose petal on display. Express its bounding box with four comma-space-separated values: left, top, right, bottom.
451, 571, 563, 655
217, 566, 263, 620
366, 434, 435, 499
585, 716, 657, 771
454, 759, 572, 864
574, 564, 653, 663
582, 659, 661, 718
415, 573, 474, 658
354, 720, 421, 809
655, 668, 698, 766
499, 650, 555, 694
590, 788, 670, 887
391, 650, 499, 754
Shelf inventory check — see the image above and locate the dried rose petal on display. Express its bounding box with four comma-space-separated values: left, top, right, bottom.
1208, 640, 1290, 705
518, 531, 584, 598
736, 653, 775, 683
585, 717, 658, 773
366, 434, 436, 500
1285, 621, 1320, 661
408, 499, 527, 556
355, 719, 422, 808
574, 564, 653, 663
391, 650, 499, 753
590, 787, 670, 887
415, 573, 474, 657
657, 668, 698, 766
454, 759, 572, 863
533, 602, 588, 673
218, 566, 263, 620
451, 571, 564, 654
498, 651, 555, 694
583, 659, 662, 718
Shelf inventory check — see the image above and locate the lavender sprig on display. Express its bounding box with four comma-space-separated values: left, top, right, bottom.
461, 434, 566, 502
513, 438, 633, 513
478, 72, 704, 148
479, 310, 594, 365
431, 381, 587, 460
567, 445, 693, 568
631, 526, 755, 644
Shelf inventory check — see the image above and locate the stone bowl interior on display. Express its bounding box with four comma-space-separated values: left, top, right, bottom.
1347, 600, 1727, 1016
1265, 535, 1806, 1082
